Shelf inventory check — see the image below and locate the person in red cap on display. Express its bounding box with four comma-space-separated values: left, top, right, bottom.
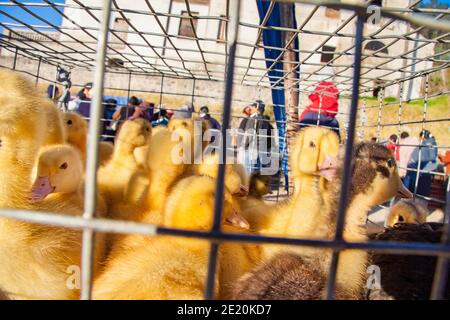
299, 81, 340, 138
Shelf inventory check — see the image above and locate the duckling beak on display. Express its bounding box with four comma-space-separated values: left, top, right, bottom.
397, 180, 413, 199
233, 185, 249, 197
318, 155, 337, 181
225, 209, 250, 230
29, 176, 55, 203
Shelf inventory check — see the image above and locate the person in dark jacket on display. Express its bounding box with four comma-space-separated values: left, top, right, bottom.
299, 81, 340, 138
46, 84, 60, 101
102, 98, 117, 143
238, 100, 274, 174
199, 106, 221, 130
405, 129, 438, 200
112, 96, 141, 130
76, 82, 93, 118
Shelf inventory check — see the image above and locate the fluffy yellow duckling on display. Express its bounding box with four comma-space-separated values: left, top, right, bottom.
30, 144, 107, 261
0, 145, 106, 299
192, 155, 264, 299
241, 127, 340, 240
143, 119, 205, 220
0, 70, 47, 173
385, 199, 428, 228
248, 171, 272, 199
194, 153, 249, 197
282, 127, 340, 236
92, 175, 249, 300
98, 118, 152, 221
133, 145, 148, 170
61, 112, 113, 166
42, 102, 66, 146
0, 70, 65, 148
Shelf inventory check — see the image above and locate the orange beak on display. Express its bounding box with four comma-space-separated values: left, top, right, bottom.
397, 180, 413, 199
233, 184, 249, 197
225, 209, 250, 230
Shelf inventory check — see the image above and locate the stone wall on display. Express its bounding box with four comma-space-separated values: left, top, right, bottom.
0, 55, 272, 113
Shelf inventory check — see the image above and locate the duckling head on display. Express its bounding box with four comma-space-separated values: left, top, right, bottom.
197, 154, 249, 197
116, 118, 152, 148
291, 127, 340, 176
348, 142, 413, 207
249, 171, 272, 197
62, 112, 88, 146
165, 176, 249, 232
29, 145, 83, 202
385, 199, 428, 228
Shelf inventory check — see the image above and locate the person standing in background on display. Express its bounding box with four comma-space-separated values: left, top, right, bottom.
199, 106, 221, 130
46, 84, 60, 102
102, 98, 118, 143
386, 134, 400, 161
298, 81, 340, 138
398, 131, 419, 179
239, 100, 274, 174
405, 129, 438, 200
438, 150, 450, 176
75, 82, 93, 118
112, 96, 140, 131
129, 101, 154, 121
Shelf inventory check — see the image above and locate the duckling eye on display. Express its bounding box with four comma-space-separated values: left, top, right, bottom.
309, 141, 316, 148
398, 215, 405, 222
59, 162, 68, 170
67, 120, 73, 126
387, 159, 394, 168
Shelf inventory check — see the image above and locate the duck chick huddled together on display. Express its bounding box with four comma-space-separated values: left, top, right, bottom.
2, 69, 440, 301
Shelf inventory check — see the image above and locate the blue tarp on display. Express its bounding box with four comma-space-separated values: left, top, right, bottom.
256, 0, 299, 189
103, 95, 131, 107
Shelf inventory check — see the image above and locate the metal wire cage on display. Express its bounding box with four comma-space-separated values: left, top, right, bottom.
0, 0, 449, 300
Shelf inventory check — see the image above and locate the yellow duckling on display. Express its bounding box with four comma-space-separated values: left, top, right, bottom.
0, 70, 65, 148
30, 144, 107, 264
0, 145, 105, 299
42, 102, 66, 146
385, 199, 428, 228
143, 120, 202, 220
92, 175, 249, 300
61, 112, 114, 166
192, 155, 263, 299
241, 127, 340, 241
248, 171, 272, 199
98, 118, 152, 221
194, 153, 249, 197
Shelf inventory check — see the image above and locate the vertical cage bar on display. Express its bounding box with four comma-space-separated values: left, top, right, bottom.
80, 0, 112, 301
35, 57, 41, 86
126, 71, 132, 118
375, 87, 384, 142
159, 74, 164, 111
191, 78, 196, 109
413, 74, 429, 198
52, 66, 58, 101
204, 0, 240, 300
359, 97, 366, 142
397, 81, 404, 138
12, 47, 18, 70
324, 14, 364, 300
